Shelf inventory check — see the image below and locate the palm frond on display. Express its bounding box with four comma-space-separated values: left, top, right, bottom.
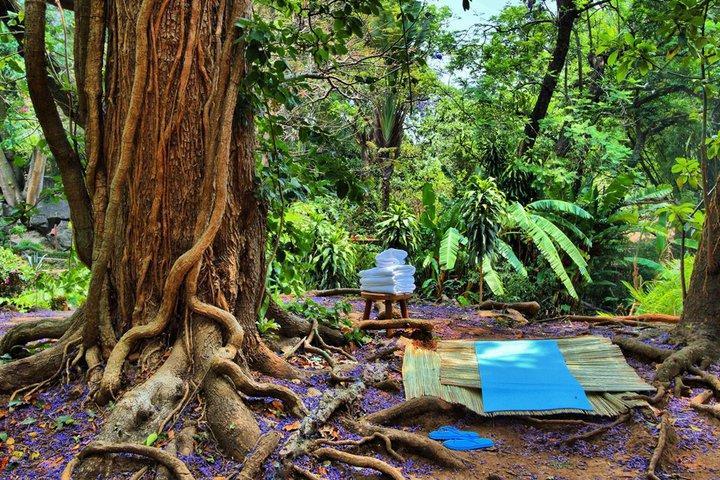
530, 213, 591, 281
527, 199, 592, 219
494, 239, 527, 277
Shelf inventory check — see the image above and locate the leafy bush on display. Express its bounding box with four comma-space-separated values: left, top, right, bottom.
0, 247, 32, 297
0, 248, 90, 311
458, 175, 505, 263
376, 203, 418, 253
624, 257, 693, 316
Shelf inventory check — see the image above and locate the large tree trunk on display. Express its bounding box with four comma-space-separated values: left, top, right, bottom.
654, 183, 720, 382
1, 0, 305, 476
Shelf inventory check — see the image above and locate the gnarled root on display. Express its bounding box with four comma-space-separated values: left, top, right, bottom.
647, 414, 673, 480
312, 447, 406, 480
690, 390, 720, 419
212, 349, 308, 417
656, 339, 718, 383
622, 384, 667, 405
612, 337, 672, 363
237, 431, 282, 480
357, 319, 434, 332
314, 432, 404, 461
0, 313, 73, 355
267, 299, 345, 346
363, 396, 456, 425
557, 413, 630, 445
350, 421, 465, 469
62, 441, 194, 480
0, 308, 85, 393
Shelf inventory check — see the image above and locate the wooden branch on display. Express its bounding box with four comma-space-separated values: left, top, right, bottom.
312, 447, 405, 480
562, 314, 679, 325
357, 319, 434, 332
238, 432, 282, 480
647, 414, 671, 480
24, 0, 94, 266
267, 299, 345, 346
476, 300, 540, 318
61, 441, 195, 480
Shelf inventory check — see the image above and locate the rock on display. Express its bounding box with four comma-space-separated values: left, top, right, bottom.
49, 220, 73, 250
29, 199, 70, 234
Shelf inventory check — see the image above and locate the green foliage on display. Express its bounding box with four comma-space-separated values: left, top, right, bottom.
376, 203, 418, 252
311, 221, 357, 289
458, 176, 505, 264
625, 256, 694, 315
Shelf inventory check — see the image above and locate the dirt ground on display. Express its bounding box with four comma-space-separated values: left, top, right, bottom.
1, 301, 719, 479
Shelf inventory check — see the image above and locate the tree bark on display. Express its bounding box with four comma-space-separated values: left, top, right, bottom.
517, 0, 578, 157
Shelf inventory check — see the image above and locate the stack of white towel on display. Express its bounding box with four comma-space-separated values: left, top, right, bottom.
359, 249, 416, 294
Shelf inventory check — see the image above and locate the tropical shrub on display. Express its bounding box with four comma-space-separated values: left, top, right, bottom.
376, 202, 418, 252
624, 256, 693, 316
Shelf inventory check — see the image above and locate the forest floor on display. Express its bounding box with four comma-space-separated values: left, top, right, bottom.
1, 300, 719, 479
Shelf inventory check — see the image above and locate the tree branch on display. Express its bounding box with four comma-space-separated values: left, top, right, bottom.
24, 0, 94, 266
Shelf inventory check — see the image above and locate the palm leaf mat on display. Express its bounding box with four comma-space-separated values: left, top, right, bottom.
402, 336, 652, 417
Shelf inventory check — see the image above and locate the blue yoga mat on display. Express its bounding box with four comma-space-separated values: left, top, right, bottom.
474, 339, 593, 413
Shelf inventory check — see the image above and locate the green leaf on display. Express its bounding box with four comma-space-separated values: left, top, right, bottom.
494, 239, 527, 277
507, 203, 578, 299
482, 256, 504, 295
527, 200, 592, 219
530, 213, 591, 281
145, 432, 159, 446
439, 227, 463, 271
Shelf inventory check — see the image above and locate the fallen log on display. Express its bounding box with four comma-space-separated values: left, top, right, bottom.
476, 301, 540, 318
560, 314, 679, 325
266, 299, 345, 346
357, 319, 433, 332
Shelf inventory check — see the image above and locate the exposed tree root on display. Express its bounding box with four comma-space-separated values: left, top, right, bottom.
0, 309, 84, 392
476, 300, 540, 318
647, 414, 672, 480
211, 348, 308, 417
366, 341, 401, 362
613, 337, 673, 362
314, 432, 404, 461
689, 390, 720, 419
312, 447, 406, 480
357, 319, 434, 332
558, 413, 630, 445
291, 465, 323, 480
0, 314, 73, 355
301, 381, 365, 437
350, 421, 465, 469
61, 441, 194, 480
622, 384, 667, 405
238, 431, 282, 480
688, 366, 720, 396
363, 396, 456, 425
656, 339, 718, 383
267, 299, 345, 347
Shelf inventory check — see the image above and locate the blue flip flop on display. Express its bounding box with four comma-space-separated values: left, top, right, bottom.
442, 437, 495, 451
428, 426, 480, 441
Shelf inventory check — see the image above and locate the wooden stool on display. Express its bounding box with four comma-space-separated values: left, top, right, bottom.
361, 291, 411, 336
